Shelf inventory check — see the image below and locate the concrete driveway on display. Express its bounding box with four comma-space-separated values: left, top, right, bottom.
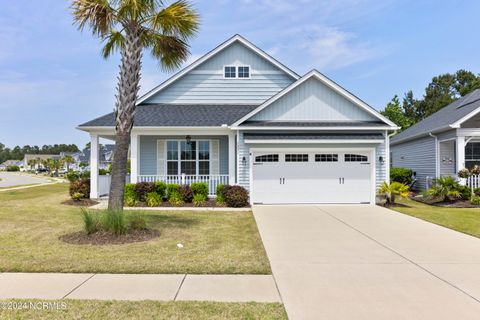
0, 172, 50, 188
254, 205, 480, 320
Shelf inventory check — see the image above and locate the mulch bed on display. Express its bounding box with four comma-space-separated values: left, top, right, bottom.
61, 199, 99, 207
59, 229, 160, 245
131, 199, 250, 209
411, 196, 480, 208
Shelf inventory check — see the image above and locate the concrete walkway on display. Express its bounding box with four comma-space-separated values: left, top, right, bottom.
254, 205, 480, 320
0, 273, 280, 303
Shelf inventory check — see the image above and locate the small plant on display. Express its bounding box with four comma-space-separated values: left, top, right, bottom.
154, 181, 167, 199
134, 182, 156, 202
223, 185, 249, 207
124, 183, 138, 206
69, 178, 90, 199
129, 213, 147, 230
6, 165, 20, 172
146, 192, 162, 207
458, 168, 471, 179
193, 193, 207, 206
102, 210, 127, 235
427, 176, 462, 202
378, 182, 410, 205
191, 182, 209, 198
66, 171, 80, 182
179, 185, 194, 202
390, 167, 413, 185
72, 192, 84, 201
167, 184, 180, 198
471, 165, 480, 175
81, 208, 100, 234
169, 192, 184, 206
471, 195, 480, 205
216, 184, 226, 204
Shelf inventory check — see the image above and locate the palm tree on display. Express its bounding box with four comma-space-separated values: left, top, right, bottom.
72, 0, 199, 211
378, 182, 410, 206
27, 159, 37, 171
61, 155, 75, 171
48, 159, 62, 177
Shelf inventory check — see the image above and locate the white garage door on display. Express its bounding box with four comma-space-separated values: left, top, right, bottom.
251, 150, 373, 204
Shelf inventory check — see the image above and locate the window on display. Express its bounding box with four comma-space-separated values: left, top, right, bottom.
465, 142, 480, 169
224, 66, 236, 78
238, 66, 250, 78
344, 154, 368, 162
255, 154, 279, 162
166, 140, 210, 175
285, 154, 308, 162
315, 154, 338, 162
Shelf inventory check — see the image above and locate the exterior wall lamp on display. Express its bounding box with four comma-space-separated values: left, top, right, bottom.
379, 156, 385, 164
242, 156, 247, 166
185, 135, 192, 145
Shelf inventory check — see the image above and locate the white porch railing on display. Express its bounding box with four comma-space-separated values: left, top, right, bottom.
138, 174, 229, 196
98, 174, 130, 197
466, 175, 480, 189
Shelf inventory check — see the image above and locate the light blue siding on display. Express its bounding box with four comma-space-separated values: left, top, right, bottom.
144, 42, 295, 104
391, 136, 437, 190
250, 78, 377, 122
439, 140, 455, 176
139, 135, 229, 175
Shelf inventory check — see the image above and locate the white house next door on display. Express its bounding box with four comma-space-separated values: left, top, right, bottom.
251, 149, 373, 204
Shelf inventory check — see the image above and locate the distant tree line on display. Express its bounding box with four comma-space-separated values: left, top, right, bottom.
381, 69, 480, 132
0, 143, 79, 163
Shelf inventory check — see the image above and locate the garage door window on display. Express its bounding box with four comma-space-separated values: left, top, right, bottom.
255, 154, 279, 162
285, 154, 309, 162
315, 154, 338, 162
344, 154, 368, 162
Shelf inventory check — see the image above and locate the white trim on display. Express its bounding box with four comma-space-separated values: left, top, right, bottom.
130, 133, 139, 183
456, 136, 465, 172
228, 132, 236, 184
450, 106, 480, 128
164, 139, 213, 175
231, 70, 397, 128
232, 126, 399, 130
371, 148, 376, 205
223, 65, 237, 79
385, 131, 390, 184
457, 128, 480, 137
244, 139, 384, 144
136, 35, 299, 105
89, 133, 99, 199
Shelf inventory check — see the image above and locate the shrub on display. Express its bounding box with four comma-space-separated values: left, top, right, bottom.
124, 183, 138, 206
378, 182, 410, 205
390, 167, 413, 185
72, 192, 84, 201
427, 176, 462, 201
99, 168, 110, 175
191, 182, 209, 198
216, 184, 226, 204
129, 213, 147, 230
458, 185, 472, 200
134, 182, 156, 202
223, 185, 249, 207
102, 210, 127, 235
169, 192, 184, 206
154, 181, 167, 199
66, 171, 80, 182
167, 184, 180, 198
81, 208, 100, 234
193, 193, 206, 206
179, 185, 194, 202
6, 165, 20, 172
146, 192, 162, 207
471, 195, 480, 205
474, 188, 480, 196
69, 179, 90, 199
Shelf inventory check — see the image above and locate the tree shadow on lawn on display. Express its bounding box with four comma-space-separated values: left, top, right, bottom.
139, 212, 201, 230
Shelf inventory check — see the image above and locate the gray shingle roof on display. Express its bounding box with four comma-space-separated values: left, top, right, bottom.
78, 104, 259, 127
243, 133, 384, 140
240, 121, 386, 127
391, 89, 480, 144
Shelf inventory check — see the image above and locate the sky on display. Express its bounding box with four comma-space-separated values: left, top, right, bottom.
1, 0, 479, 148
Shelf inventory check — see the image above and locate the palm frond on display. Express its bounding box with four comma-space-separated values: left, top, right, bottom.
149, 0, 199, 39
102, 30, 125, 58
144, 32, 190, 70
72, 0, 116, 36
117, 0, 157, 22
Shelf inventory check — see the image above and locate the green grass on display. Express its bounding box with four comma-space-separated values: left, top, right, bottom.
394, 197, 480, 238
0, 184, 271, 274
0, 300, 287, 320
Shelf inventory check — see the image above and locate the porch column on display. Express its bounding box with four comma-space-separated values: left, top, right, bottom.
456, 136, 465, 172
130, 133, 139, 183
228, 132, 236, 184
89, 133, 99, 199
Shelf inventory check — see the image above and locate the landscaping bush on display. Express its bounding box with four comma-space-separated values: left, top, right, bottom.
216, 184, 226, 204
167, 184, 180, 198
81, 209, 149, 235
154, 181, 167, 199
66, 171, 80, 182
134, 182, 156, 202
193, 193, 206, 206
146, 192, 162, 207
129, 213, 147, 230
427, 176, 462, 201
390, 167, 413, 185
179, 185, 194, 202
99, 168, 110, 175
191, 182, 209, 199
69, 179, 90, 199
124, 183, 138, 206
169, 192, 184, 206
81, 208, 100, 234
459, 185, 472, 200
72, 192, 84, 201
6, 165, 20, 172
378, 181, 409, 205
223, 185, 249, 207
471, 195, 480, 205
101, 210, 127, 235
474, 188, 480, 196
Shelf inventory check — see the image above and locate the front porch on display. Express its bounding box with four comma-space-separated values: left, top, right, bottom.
89, 129, 236, 198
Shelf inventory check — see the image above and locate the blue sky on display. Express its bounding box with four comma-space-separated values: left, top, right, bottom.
1, 0, 479, 148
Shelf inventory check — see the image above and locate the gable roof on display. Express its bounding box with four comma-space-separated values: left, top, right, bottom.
78, 104, 258, 128
136, 34, 300, 105
391, 88, 480, 145
231, 70, 398, 128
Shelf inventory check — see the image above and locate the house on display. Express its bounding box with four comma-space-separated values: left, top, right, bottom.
78, 35, 398, 204
0, 160, 23, 171
391, 88, 480, 190
71, 145, 115, 171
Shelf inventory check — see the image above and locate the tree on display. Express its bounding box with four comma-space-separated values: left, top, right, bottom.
61, 155, 75, 171
27, 159, 37, 170
72, 0, 199, 211
48, 159, 62, 177
381, 95, 413, 131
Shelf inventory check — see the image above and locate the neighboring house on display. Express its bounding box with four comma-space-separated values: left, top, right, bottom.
391, 89, 480, 190
78, 35, 398, 204
22, 154, 59, 171
0, 160, 23, 171
71, 145, 115, 171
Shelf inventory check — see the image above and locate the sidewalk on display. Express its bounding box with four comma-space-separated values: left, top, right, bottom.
0, 273, 281, 303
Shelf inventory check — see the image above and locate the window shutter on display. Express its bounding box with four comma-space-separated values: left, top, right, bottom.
157, 140, 165, 175
211, 140, 220, 175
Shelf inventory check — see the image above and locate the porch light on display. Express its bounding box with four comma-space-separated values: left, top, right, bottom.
379, 156, 385, 164
242, 156, 247, 165
186, 135, 192, 145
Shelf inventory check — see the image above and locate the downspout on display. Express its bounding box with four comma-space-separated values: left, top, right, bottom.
386, 130, 397, 184
429, 132, 439, 178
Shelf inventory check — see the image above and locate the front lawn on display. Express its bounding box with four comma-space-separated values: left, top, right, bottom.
0, 300, 287, 320
0, 184, 270, 274
393, 197, 480, 238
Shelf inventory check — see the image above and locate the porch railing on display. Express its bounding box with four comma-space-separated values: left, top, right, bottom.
98, 174, 130, 197
138, 174, 229, 196
466, 175, 480, 188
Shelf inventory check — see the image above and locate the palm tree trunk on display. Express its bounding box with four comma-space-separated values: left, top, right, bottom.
108, 28, 143, 211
